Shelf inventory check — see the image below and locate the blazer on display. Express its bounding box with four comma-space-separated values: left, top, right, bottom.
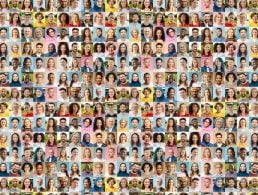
166, 156, 177, 162
201, 66, 212, 72
46, 156, 57, 162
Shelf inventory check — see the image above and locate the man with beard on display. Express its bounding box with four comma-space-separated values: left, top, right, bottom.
189, 87, 201, 102
69, 42, 81, 57
58, 132, 69, 147
94, 28, 105, 42
58, 0, 69, 11
0, 73, 9, 87
177, 0, 188, 11
238, 148, 249, 162
129, 178, 141, 193
190, 42, 201, 57
129, 163, 141, 177
213, 27, 225, 42
130, 0, 140, 12
69, 28, 82, 42
177, 28, 189, 42
201, 13, 213, 27
9, 178, 20, 193
9, 163, 21, 176
189, 118, 202, 131
0, 87, 8, 101
69, 87, 81, 102
117, 73, 129, 87
237, 73, 249, 87
58, 177, 69, 192
83, 13, 93, 27
250, 178, 258, 192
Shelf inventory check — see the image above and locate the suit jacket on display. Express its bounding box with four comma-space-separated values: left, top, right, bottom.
225, 126, 237, 132
200, 21, 213, 27
93, 143, 106, 147
152, 53, 164, 57
213, 143, 226, 147
46, 156, 57, 162
46, 111, 58, 117
201, 66, 212, 72
81, 66, 93, 72
21, 36, 34, 42
32, 53, 45, 57
105, 126, 117, 132
166, 156, 177, 162
141, 36, 153, 42
93, 97, 105, 102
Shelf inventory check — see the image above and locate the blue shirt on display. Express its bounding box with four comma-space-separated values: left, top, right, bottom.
94, 37, 106, 42
213, 37, 225, 42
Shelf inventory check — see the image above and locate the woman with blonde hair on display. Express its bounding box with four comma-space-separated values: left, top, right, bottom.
11, 27, 20, 41
202, 147, 212, 161
106, 28, 117, 42
178, 147, 189, 162
142, 42, 153, 57
81, 147, 93, 162
58, 147, 69, 161
189, 13, 201, 27
142, 118, 152, 131
190, 58, 200, 71
105, 132, 116, 146
22, 42, 33, 56
225, 132, 236, 146
177, 103, 189, 117
46, 57, 57, 72
166, 57, 177, 71
57, 103, 69, 117
201, 73, 212, 87
69, 13, 82, 27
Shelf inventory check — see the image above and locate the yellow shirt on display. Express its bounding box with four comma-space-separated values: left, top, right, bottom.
249, 20, 258, 27
213, 110, 225, 117
33, 21, 46, 27
237, 142, 248, 147
105, 185, 118, 192
141, 95, 153, 102
105, 4, 118, 12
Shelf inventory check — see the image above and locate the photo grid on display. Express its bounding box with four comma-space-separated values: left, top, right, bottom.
0, 0, 257, 194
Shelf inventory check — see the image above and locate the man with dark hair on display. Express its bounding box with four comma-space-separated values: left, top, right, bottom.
69, 28, 82, 42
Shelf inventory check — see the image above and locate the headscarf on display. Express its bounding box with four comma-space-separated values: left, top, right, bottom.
213, 178, 225, 192
154, 87, 167, 102
92, 178, 104, 192
33, 88, 45, 102
46, 43, 57, 57
81, 133, 93, 147
201, 133, 213, 147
